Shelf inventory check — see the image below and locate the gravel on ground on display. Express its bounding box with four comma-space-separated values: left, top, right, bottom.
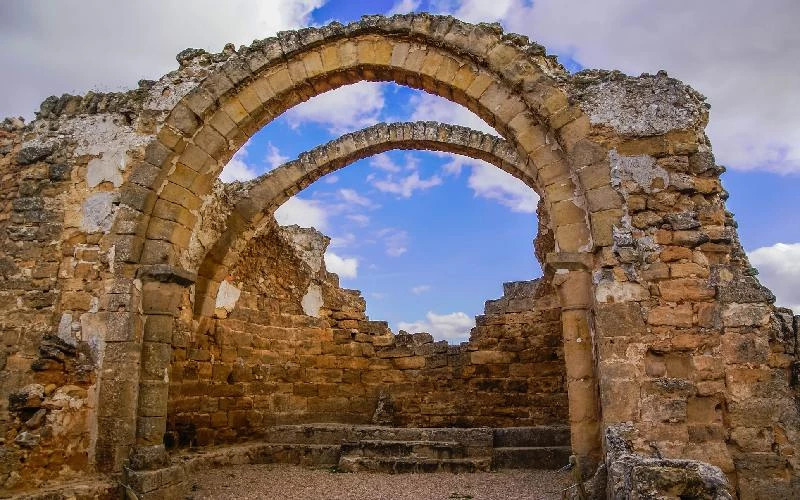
188, 464, 575, 500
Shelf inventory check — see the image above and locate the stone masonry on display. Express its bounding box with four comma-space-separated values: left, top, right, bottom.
167, 220, 567, 448
0, 12, 798, 500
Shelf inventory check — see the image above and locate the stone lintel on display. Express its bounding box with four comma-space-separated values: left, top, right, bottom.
545, 251, 593, 273
137, 264, 197, 287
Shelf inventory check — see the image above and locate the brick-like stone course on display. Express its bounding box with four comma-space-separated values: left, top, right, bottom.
167, 223, 567, 448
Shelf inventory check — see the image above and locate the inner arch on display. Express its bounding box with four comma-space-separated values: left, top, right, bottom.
190, 121, 541, 317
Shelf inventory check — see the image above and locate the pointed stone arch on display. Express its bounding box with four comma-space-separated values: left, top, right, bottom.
191, 121, 534, 316
113, 14, 605, 478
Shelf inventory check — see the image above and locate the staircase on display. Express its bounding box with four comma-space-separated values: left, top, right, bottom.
492, 426, 572, 470
176, 424, 571, 474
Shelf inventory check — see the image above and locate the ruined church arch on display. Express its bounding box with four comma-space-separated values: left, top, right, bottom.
1, 12, 798, 500
118, 14, 605, 477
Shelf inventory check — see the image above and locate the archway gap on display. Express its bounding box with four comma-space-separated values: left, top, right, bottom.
190, 121, 547, 324
117, 14, 605, 473
123, 16, 599, 273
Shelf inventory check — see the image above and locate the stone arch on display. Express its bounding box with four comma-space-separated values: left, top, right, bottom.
191, 121, 534, 316
111, 13, 607, 481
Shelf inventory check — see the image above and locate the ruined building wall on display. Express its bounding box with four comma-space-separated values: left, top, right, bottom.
569, 71, 800, 497
0, 56, 226, 491
166, 220, 567, 447
0, 13, 799, 499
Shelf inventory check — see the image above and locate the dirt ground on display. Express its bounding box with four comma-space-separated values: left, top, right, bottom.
188, 464, 575, 499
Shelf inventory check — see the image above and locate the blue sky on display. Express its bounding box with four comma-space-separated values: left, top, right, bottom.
2, 0, 799, 340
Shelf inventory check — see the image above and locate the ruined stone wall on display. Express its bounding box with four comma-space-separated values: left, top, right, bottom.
0, 116, 101, 490
0, 54, 230, 491
166, 222, 567, 448
569, 70, 800, 497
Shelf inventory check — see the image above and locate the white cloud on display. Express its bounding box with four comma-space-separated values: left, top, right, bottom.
398, 311, 475, 343
371, 153, 404, 173
372, 171, 442, 198
387, 0, 421, 15
1, 0, 325, 119
220, 142, 258, 182
265, 142, 289, 170
409, 93, 496, 135
377, 228, 409, 257
324, 251, 358, 279
748, 242, 800, 312
437, 0, 800, 174
284, 82, 386, 134
323, 175, 340, 184
274, 196, 328, 231
346, 214, 370, 226
411, 285, 431, 295
330, 232, 356, 248
339, 188, 375, 207
467, 162, 539, 213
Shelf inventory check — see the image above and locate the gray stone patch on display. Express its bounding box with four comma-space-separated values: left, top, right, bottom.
610, 150, 669, 192
82, 192, 116, 233
215, 281, 242, 315
281, 226, 329, 274
301, 284, 324, 318
567, 70, 708, 136
57, 313, 77, 347
86, 151, 125, 187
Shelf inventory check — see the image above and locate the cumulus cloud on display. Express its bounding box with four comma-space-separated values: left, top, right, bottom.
329, 232, 356, 248
220, 142, 258, 182
398, 311, 475, 343
387, 0, 422, 15
0, 0, 325, 119
437, 0, 800, 174
409, 93, 496, 135
274, 196, 328, 231
284, 82, 386, 134
346, 214, 370, 226
324, 251, 358, 279
467, 162, 539, 213
372, 171, 442, 198
339, 188, 375, 208
370, 153, 407, 173
377, 228, 409, 257
748, 242, 800, 312
411, 285, 431, 295
265, 142, 289, 170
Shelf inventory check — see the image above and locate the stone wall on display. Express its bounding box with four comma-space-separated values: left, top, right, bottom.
166, 221, 567, 448
0, 117, 101, 490
571, 70, 800, 497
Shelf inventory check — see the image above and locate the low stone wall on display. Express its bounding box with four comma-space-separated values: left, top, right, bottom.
166, 224, 568, 448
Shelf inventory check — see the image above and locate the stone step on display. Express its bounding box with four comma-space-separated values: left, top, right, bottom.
263, 424, 493, 448
492, 426, 570, 448
175, 443, 341, 471
340, 440, 472, 460
492, 446, 572, 470
338, 456, 492, 473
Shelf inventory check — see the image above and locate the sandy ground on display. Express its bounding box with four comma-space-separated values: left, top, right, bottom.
188, 464, 575, 500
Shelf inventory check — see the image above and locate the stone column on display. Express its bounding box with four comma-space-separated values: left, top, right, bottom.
93, 278, 144, 472
548, 253, 603, 474
125, 265, 194, 489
